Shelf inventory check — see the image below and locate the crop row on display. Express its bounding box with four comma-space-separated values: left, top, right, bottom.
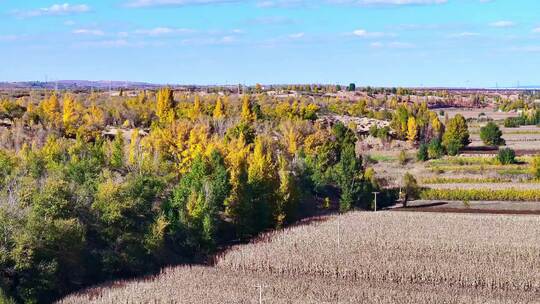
420, 188, 540, 201
422, 177, 540, 184
429, 164, 528, 174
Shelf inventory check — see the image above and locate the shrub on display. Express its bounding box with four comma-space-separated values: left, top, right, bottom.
417, 144, 428, 162
369, 124, 378, 137
398, 150, 407, 166
497, 148, 516, 165
427, 138, 444, 159
403, 173, 419, 207
445, 139, 461, 156
480, 122, 505, 146
531, 155, 540, 179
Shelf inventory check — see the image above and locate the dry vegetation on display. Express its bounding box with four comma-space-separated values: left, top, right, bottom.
60, 212, 540, 303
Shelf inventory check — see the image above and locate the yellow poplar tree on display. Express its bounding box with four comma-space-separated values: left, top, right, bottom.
128, 128, 140, 167
240, 95, 254, 122
62, 94, 80, 136
431, 113, 442, 138
41, 93, 61, 127
156, 87, 175, 125
213, 97, 225, 119
189, 95, 202, 120
407, 116, 418, 143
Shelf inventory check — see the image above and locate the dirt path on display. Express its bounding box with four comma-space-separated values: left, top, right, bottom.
391, 200, 540, 215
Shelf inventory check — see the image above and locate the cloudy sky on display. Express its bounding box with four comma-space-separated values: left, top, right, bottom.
1, 0, 539, 87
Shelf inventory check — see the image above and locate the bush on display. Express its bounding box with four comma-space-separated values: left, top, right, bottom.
417, 144, 428, 162
531, 155, 540, 179
403, 173, 419, 207
398, 150, 407, 165
480, 122, 505, 146
497, 148, 516, 165
445, 139, 461, 156
427, 138, 444, 159
503, 117, 521, 128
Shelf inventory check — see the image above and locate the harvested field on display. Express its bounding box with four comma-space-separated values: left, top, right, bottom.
441, 107, 519, 120
59, 266, 536, 304
217, 212, 540, 293
59, 212, 540, 303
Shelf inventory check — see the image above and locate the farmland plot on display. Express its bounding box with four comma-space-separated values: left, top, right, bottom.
218, 212, 540, 292
60, 212, 540, 303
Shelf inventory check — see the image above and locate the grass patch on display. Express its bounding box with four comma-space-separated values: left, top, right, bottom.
421, 177, 512, 184
427, 156, 530, 167
366, 154, 396, 163
429, 164, 528, 174
420, 188, 540, 201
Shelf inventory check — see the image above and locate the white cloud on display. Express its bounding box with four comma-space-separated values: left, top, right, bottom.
388, 41, 415, 48
330, 0, 447, 5
134, 27, 194, 36
126, 0, 239, 8
256, 0, 309, 7
288, 32, 305, 39
533, 27, 540, 34
73, 29, 105, 36
15, 3, 90, 17
449, 32, 480, 38
75, 39, 130, 48
368, 41, 415, 48
489, 21, 515, 28
0, 35, 20, 42
352, 29, 387, 38
511, 46, 540, 53
248, 16, 295, 25
180, 35, 238, 46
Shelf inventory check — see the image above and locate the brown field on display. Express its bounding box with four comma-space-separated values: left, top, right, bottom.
59, 212, 540, 303
441, 107, 519, 120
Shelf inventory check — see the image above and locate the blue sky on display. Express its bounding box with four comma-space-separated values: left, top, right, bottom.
0, 0, 539, 87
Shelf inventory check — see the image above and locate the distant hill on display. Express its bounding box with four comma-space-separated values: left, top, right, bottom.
0, 80, 162, 90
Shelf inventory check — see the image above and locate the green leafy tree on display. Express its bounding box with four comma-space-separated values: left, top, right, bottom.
110, 132, 125, 170
417, 144, 428, 162
93, 174, 163, 276
166, 151, 230, 251
334, 143, 363, 212
480, 122, 505, 146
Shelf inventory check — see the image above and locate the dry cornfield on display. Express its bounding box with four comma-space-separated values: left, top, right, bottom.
60, 212, 540, 303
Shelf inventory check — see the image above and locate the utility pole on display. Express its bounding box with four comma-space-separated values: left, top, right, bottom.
337, 217, 340, 248
373, 192, 380, 212
255, 284, 263, 304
